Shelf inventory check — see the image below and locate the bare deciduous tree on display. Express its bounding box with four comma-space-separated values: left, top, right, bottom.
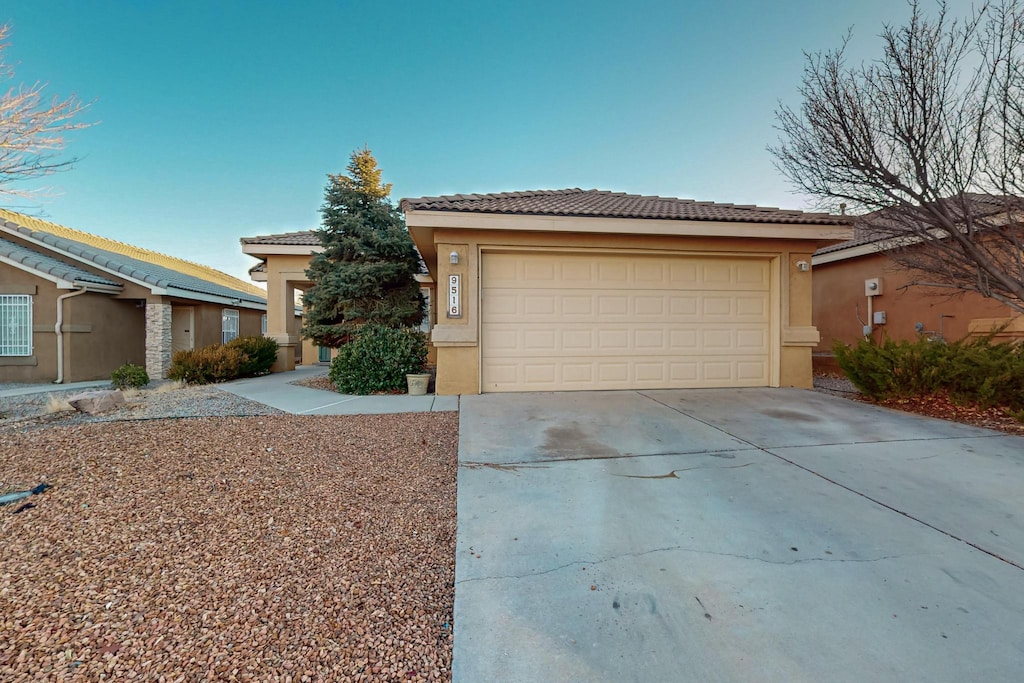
771, 1, 1024, 314
0, 24, 92, 198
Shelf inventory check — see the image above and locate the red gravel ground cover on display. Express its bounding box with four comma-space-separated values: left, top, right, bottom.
0, 413, 458, 681
870, 392, 1024, 436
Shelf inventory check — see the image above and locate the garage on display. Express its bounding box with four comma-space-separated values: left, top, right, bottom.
480, 251, 772, 392
400, 188, 853, 395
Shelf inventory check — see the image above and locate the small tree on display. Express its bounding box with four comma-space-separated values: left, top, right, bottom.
302, 148, 424, 347
771, 1, 1024, 313
0, 24, 92, 198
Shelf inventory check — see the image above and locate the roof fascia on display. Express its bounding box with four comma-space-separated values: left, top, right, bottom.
163, 286, 267, 310
0, 252, 123, 292
241, 243, 323, 257
813, 241, 888, 265
0, 254, 81, 289
403, 210, 854, 241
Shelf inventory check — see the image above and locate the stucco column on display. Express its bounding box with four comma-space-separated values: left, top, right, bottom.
145, 301, 173, 379
268, 278, 298, 372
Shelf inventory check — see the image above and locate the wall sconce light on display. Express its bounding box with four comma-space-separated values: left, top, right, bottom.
450, 251, 459, 265
796, 260, 810, 272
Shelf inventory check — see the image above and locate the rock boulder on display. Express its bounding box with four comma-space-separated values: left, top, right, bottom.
66, 390, 126, 415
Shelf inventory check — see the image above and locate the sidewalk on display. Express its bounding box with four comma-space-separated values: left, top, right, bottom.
0, 379, 111, 399
218, 365, 460, 415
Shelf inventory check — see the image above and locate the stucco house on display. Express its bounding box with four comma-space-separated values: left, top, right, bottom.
245, 189, 852, 394
0, 209, 269, 383
812, 197, 1024, 370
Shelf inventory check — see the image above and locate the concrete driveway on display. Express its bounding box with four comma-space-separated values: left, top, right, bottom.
454, 389, 1024, 682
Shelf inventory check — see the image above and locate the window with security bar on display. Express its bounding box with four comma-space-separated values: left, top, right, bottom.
222, 308, 239, 344
0, 294, 32, 356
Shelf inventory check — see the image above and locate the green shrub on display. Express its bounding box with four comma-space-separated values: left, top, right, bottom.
111, 363, 149, 389
328, 324, 428, 394
226, 335, 279, 377
834, 334, 1024, 410
168, 345, 246, 385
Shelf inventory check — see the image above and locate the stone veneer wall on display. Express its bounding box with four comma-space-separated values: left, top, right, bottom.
145, 302, 173, 379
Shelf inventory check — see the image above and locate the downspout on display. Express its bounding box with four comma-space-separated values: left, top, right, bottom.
54, 287, 89, 384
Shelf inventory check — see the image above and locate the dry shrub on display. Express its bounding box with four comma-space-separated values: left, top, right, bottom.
45, 395, 72, 413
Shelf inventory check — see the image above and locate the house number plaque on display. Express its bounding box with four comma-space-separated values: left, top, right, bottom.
448, 274, 461, 318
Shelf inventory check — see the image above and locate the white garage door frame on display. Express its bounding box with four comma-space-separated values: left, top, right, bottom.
476, 246, 782, 393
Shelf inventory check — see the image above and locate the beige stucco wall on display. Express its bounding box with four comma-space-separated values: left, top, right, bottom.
261, 253, 310, 372
255, 226, 829, 393
427, 229, 822, 394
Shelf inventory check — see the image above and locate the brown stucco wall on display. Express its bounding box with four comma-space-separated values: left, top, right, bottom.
184, 302, 264, 349
813, 252, 1017, 356
0, 267, 57, 382
0, 266, 147, 383
65, 295, 146, 382
1, 259, 271, 383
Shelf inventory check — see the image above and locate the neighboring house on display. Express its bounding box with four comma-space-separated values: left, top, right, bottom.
0, 209, 269, 383
812, 198, 1024, 370
245, 189, 851, 394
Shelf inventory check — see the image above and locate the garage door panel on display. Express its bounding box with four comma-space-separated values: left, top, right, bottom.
736, 295, 768, 317
485, 254, 769, 290
481, 253, 772, 392
485, 289, 768, 323
598, 363, 629, 382
737, 261, 771, 285
485, 323, 767, 357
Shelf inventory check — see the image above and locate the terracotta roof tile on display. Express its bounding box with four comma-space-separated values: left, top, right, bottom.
240, 230, 319, 246
400, 189, 849, 225
814, 194, 1014, 257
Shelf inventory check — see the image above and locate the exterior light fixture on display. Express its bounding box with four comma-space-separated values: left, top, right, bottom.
796, 260, 810, 272
450, 251, 459, 264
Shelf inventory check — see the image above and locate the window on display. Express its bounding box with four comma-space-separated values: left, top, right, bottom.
222, 308, 239, 344
0, 294, 32, 356
419, 288, 431, 333
261, 314, 267, 336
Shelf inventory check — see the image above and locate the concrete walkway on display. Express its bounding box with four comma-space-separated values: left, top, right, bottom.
455, 388, 1024, 682
218, 365, 459, 415
0, 366, 458, 415
0, 379, 111, 399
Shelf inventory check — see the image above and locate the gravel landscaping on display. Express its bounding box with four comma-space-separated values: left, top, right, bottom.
0, 409, 459, 680
814, 372, 1024, 436
0, 383, 283, 426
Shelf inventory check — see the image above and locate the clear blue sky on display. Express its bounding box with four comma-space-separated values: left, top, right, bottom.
1, 0, 979, 283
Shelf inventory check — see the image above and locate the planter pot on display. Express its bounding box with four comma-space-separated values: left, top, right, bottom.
406, 373, 431, 396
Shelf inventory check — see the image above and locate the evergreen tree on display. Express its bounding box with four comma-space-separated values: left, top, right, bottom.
302, 148, 424, 347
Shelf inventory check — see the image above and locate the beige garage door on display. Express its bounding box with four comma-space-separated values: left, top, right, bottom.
480, 252, 772, 392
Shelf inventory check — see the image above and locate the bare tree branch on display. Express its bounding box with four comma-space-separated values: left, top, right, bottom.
0, 24, 93, 199
770, 0, 1024, 315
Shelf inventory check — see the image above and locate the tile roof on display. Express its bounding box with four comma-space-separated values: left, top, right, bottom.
240, 230, 319, 246
814, 194, 1014, 256
0, 237, 121, 287
400, 189, 850, 225
0, 209, 267, 304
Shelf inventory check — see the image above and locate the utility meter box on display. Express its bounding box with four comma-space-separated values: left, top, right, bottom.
865, 277, 884, 296
873, 310, 887, 325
